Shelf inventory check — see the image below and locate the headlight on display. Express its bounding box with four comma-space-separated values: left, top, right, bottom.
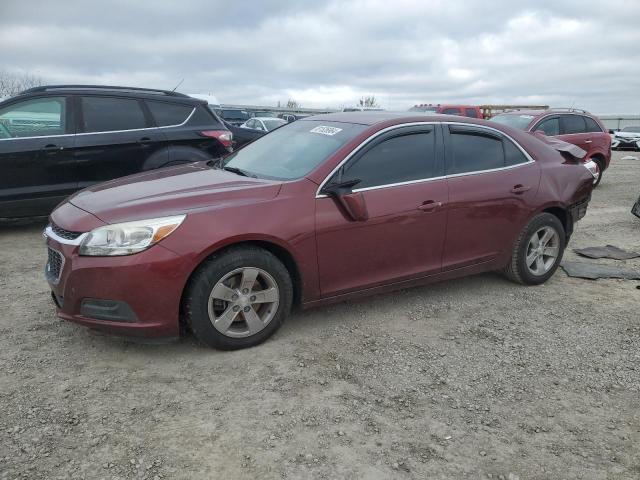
79, 215, 186, 256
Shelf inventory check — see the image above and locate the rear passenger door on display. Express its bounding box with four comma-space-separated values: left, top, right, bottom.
557, 114, 591, 152
442, 125, 540, 270
73, 95, 167, 188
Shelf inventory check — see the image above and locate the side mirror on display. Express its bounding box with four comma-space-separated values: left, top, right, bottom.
534, 129, 546, 136
322, 179, 369, 221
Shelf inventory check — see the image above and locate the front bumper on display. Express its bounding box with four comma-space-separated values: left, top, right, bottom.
44, 230, 192, 339
611, 137, 640, 150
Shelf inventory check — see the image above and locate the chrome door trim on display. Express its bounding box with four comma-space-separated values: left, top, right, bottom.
315, 121, 535, 198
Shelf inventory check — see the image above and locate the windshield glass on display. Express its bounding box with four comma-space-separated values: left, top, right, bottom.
224, 120, 367, 180
622, 126, 640, 133
222, 110, 249, 120
490, 114, 535, 130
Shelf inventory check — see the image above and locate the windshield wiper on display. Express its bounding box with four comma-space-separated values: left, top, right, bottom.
222, 166, 256, 178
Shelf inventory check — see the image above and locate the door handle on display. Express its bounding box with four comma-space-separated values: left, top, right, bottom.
584, 140, 592, 144
138, 137, 152, 145
418, 200, 442, 212
511, 185, 531, 194
42, 144, 63, 152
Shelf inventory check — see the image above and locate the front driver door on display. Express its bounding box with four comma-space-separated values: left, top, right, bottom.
0, 96, 76, 217
315, 124, 448, 298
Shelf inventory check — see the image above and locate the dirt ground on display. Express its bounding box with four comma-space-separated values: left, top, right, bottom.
1, 151, 639, 480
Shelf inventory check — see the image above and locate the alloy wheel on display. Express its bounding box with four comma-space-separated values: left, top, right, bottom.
525, 226, 560, 276
207, 267, 280, 338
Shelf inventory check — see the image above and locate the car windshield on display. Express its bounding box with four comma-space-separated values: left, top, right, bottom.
490, 114, 535, 130
263, 119, 286, 131
622, 126, 640, 133
224, 120, 367, 180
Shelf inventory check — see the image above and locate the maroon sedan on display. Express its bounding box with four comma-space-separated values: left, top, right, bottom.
490, 109, 611, 186
45, 113, 595, 349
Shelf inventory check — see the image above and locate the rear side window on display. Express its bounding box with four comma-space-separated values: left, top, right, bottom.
81, 97, 147, 133
465, 108, 479, 118
504, 138, 529, 166
339, 130, 437, 189
442, 108, 461, 115
584, 117, 603, 133
147, 101, 193, 127
187, 106, 221, 127
447, 128, 504, 175
534, 117, 560, 136
562, 115, 586, 134
0, 97, 66, 138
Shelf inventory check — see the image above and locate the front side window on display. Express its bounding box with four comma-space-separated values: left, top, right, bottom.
584, 117, 603, 133
534, 117, 560, 136
337, 130, 437, 189
447, 128, 504, 175
442, 108, 461, 115
81, 97, 147, 133
0, 97, 66, 138
147, 101, 193, 127
224, 120, 367, 180
562, 115, 586, 134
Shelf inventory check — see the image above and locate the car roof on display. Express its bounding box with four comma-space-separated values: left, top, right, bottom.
301, 111, 490, 126
11, 85, 206, 106
254, 117, 285, 121
496, 109, 595, 117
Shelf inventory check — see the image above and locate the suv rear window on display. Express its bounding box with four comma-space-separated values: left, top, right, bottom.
147, 101, 193, 127
584, 117, 602, 133
81, 97, 147, 133
562, 115, 586, 134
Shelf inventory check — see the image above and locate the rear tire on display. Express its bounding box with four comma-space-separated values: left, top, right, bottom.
184, 246, 293, 350
503, 213, 565, 285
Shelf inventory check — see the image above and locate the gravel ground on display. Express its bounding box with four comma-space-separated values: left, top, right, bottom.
1, 151, 639, 480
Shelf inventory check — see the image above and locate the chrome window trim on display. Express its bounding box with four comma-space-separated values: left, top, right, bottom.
0, 107, 196, 141
44, 225, 88, 246
315, 121, 535, 198
531, 112, 603, 135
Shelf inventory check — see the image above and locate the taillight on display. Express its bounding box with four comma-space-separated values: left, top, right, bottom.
200, 130, 233, 149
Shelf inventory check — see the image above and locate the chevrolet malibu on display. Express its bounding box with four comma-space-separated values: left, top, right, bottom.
45, 113, 596, 350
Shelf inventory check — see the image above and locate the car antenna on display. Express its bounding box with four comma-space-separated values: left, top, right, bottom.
171, 78, 184, 92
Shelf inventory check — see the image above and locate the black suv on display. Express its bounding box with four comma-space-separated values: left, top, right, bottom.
0, 85, 232, 218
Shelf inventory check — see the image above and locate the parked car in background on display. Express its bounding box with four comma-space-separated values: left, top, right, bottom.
216, 108, 250, 126
45, 112, 595, 349
221, 118, 265, 149
611, 126, 640, 151
0, 85, 232, 219
240, 117, 287, 132
490, 109, 611, 186
250, 110, 277, 118
342, 107, 385, 112
409, 104, 483, 118
279, 113, 312, 123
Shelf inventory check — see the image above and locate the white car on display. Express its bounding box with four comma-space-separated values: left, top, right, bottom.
611, 126, 640, 151
240, 117, 286, 132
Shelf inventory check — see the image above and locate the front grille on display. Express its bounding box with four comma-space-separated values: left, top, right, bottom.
50, 223, 82, 240
46, 247, 64, 283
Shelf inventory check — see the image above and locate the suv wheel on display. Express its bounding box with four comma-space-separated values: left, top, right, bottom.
503, 213, 566, 285
184, 246, 293, 350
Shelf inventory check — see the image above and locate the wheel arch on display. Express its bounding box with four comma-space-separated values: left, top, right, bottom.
179, 238, 304, 325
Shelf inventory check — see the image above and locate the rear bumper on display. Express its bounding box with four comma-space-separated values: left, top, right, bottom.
45, 235, 192, 338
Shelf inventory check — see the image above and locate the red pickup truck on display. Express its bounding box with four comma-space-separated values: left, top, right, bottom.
409, 104, 483, 118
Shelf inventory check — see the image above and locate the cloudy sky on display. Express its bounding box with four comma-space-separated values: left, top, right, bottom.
2, 0, 639, 113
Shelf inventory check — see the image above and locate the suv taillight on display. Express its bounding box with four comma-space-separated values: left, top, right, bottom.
200, 130, 233, 149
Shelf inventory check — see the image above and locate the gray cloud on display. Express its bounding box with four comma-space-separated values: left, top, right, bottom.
2, 0, 639, 112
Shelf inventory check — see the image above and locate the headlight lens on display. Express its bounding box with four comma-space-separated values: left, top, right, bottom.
79, 215, 186, 256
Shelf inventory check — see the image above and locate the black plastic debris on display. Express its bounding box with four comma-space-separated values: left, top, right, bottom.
561, 261, 640, 280
574, 245, 640, 260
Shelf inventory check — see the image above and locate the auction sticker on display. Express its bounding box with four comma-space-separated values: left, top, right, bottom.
310, 125, 343, 136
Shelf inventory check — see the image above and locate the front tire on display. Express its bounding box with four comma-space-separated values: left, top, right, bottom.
503, 213, 566, 285
184, 246, 293, 350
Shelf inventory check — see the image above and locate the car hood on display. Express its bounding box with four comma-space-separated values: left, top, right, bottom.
68, 162, 282, 224
615, 131, 640, 139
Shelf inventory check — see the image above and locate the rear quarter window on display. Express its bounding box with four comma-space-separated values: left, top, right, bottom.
147, 101, 193, 127
584, 117, 603, 133
186, 105, 222, 128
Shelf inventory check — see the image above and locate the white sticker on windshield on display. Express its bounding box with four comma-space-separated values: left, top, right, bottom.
520, 115, 534, 119
310, 125, 343, 136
